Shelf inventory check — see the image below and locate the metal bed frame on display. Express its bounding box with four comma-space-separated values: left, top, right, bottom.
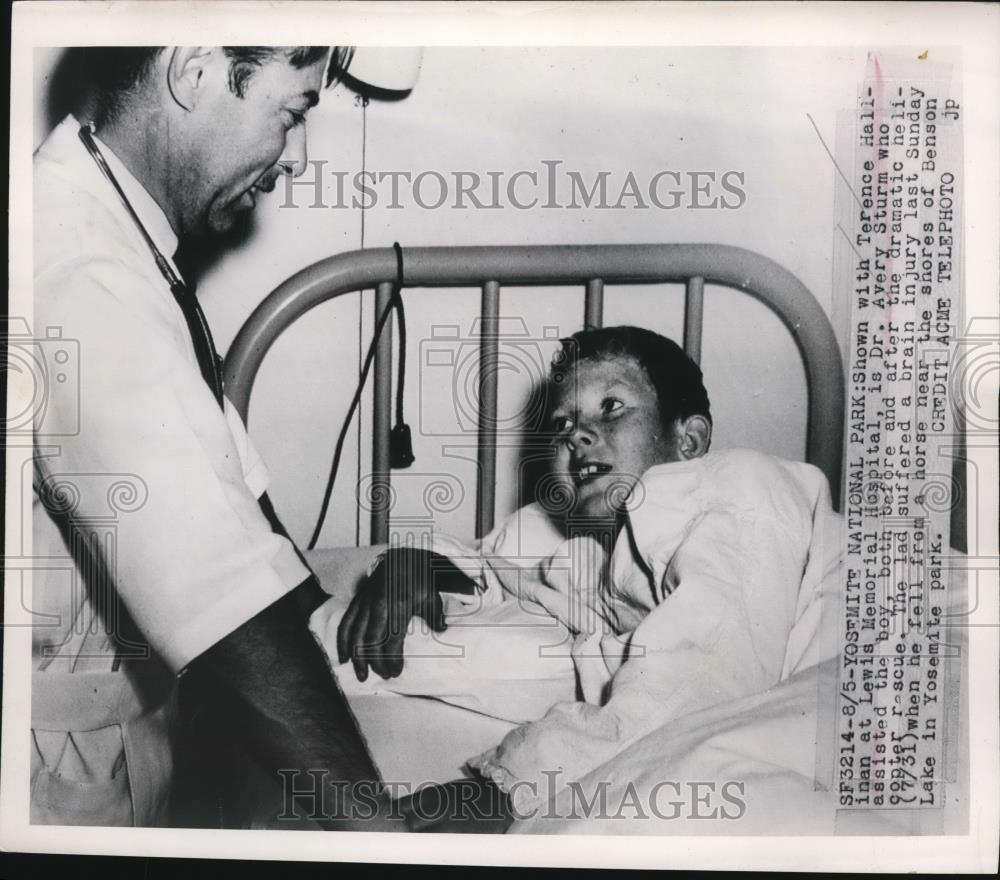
225, 244, 845, 544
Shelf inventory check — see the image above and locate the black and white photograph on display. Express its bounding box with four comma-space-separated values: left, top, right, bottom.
3, 0, 998, 871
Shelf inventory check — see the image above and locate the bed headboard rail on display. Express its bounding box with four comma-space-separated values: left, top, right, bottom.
225, 244, 845, 542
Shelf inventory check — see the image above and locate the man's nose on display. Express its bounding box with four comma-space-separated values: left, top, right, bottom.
279, 125, 309, 178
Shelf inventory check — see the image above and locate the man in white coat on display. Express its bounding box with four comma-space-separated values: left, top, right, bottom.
32, 46, 395, 829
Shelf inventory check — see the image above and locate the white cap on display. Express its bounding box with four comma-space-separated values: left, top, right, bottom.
344, 47, 423, 92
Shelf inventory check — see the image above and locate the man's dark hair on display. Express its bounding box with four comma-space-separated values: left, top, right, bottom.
549, 325, 712, 431
84, 46, 352, 124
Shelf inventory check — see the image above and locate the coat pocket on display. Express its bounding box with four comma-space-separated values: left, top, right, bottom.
30, 727, 134, 826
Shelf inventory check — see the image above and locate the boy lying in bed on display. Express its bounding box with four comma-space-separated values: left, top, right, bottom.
327, 325, 841, 828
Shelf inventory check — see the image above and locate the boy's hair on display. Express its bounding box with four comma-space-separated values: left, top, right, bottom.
549, 325, 712, 430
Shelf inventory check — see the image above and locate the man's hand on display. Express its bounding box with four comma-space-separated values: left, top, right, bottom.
397, 779, 514, 834
336, 548, 476, 682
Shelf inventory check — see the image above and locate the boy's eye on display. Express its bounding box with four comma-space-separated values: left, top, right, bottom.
285, 109, 307, 129
551, 415, 574, 435
600, 398, 624, 416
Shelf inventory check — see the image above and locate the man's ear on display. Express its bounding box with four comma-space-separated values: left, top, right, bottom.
676, 414, 712, 460
166, 47, 215, 112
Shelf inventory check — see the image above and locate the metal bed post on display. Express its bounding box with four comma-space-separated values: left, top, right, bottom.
684, 276, 705, 364
584, 278, 604, 329
225, 244, 847, 544
371, 282, 394, 545
477, 281, 501, 539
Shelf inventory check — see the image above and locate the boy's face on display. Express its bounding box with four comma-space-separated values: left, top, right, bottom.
548, 356, 679, 522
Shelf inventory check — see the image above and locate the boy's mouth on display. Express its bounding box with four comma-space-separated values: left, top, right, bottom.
570, 461, 613, 486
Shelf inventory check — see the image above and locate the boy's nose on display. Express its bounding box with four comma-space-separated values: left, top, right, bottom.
567, 422, 597, 451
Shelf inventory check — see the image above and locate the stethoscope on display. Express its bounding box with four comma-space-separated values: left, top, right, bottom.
77, 123, 421, 555
78, 122, 225, 408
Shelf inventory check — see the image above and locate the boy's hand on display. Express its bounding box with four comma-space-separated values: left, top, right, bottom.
336, 548, 475, 681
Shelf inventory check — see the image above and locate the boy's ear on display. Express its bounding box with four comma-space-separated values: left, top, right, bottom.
676, 414, 712, 460
166, 47, 215, 112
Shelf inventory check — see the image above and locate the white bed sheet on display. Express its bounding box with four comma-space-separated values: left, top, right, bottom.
304, 547, 520, 788
304, 547, 969, 834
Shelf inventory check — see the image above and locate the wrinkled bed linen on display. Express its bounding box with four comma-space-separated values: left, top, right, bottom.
308, 502, 583, 722
470, 449, 844, 811
304, 449, 972, 835
310, 449, 843, 803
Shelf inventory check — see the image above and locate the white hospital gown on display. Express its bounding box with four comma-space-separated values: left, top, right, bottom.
470, 448, 843, 811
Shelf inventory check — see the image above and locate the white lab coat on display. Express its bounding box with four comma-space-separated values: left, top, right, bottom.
31, 116, 310, 825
